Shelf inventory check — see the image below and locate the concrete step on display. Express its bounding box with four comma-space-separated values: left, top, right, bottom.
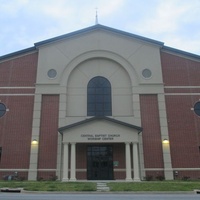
96, 182, 110, 192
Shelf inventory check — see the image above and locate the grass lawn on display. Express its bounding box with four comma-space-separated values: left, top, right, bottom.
0, 181, 200, 192
108, 181, 200, 192
0, 181, 96, 192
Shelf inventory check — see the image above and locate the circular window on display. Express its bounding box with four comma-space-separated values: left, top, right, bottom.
142, 69, 152, 79
0, 103, 7, 118
47, 69, 57, 79
194, 101, 200, 116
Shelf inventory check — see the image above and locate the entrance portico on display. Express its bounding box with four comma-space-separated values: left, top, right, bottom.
58, 117, 142, 181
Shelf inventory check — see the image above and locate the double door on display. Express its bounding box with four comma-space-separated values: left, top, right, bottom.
87, 145, 113, 180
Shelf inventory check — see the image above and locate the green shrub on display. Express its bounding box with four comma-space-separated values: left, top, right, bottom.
156, 175, 165, 181
145, 175, 153, 181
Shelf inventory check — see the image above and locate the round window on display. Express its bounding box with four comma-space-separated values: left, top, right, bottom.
142, 69, 152, 79
194, 101, 200, 116
47, 69, 57, 79
0, 103, 7, 118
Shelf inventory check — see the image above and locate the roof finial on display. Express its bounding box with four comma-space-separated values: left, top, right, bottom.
95, 7, 98, 25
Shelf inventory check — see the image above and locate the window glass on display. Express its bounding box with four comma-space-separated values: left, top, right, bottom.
0, 103, 6, 118
87, 76, 112, 116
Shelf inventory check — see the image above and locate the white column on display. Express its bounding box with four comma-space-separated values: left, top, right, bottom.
125, 142, 132, 181
70, 143, 76, 181
133, 142, 140, 181
62, 143, 69, 182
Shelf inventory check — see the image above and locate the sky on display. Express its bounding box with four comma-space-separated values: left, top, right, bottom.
0, 0, 200, 56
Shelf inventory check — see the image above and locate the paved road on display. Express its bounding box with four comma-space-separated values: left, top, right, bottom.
0, 193, 199, 200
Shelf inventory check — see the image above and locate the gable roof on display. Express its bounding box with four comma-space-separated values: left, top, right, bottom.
34, 24, 164, 48
162, 45, 200, 60
58, 116, 143, 134
0, 47, 36, 61
1, 24, 200, 61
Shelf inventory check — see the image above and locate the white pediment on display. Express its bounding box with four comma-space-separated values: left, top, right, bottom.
60, 118, 141, 144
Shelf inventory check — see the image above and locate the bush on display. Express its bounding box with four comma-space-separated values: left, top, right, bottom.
156, 175, 165, 181
37, 177, 44, 181
182, 176, 190, 181
48, 175, 58, 181
18, 176, 26, 181
145, 175, 153, 181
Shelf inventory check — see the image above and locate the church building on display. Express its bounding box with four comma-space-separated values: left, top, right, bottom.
0, 24, 200, 181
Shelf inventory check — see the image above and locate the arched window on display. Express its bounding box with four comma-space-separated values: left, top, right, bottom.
87, 76, 112, 116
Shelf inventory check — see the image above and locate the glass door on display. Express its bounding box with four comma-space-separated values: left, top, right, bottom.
87, 145, 113, 180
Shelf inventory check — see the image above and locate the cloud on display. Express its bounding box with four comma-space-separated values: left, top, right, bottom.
0, 0, 199, 55
98, 0, 124, 16
125, 0, 200, 54
134, 0, 196, 34
163, 34, 200, 54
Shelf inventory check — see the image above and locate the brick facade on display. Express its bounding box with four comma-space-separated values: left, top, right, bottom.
0, 52, 38, 180
37, 95, 59, 180
0, 53, 38, 87
1, 26, 200, 181
140, 94, 164, 178
161, 51, 200, 179
161, 52, 200, 86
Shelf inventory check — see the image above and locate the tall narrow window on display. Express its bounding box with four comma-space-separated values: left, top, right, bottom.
87, 76, 112, 116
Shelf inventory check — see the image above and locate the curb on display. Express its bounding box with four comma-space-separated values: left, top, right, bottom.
1, 188, 199, 195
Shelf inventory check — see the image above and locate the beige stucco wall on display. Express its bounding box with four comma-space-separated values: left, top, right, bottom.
36, 29, 163, 87
35, 28, 164, 125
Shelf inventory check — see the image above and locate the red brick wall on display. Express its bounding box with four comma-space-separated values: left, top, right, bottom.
161, 52, 200, 86
161, 51, 200, 178
76, 144, 87, 179
0, 53, 38, 87
76, 144, 87, 169
165, 96, 200, 169
113, 143, 126, 179
0, 52, 38, 180
0, 96, 34, 168
140, 95, 164, 172
37, 95, 59, 180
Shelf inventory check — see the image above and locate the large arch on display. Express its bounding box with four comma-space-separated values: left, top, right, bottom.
60, 50, 139, 87
65, 56, 134, 117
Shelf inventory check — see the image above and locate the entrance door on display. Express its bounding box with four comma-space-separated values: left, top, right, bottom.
87, 145, 113, 180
